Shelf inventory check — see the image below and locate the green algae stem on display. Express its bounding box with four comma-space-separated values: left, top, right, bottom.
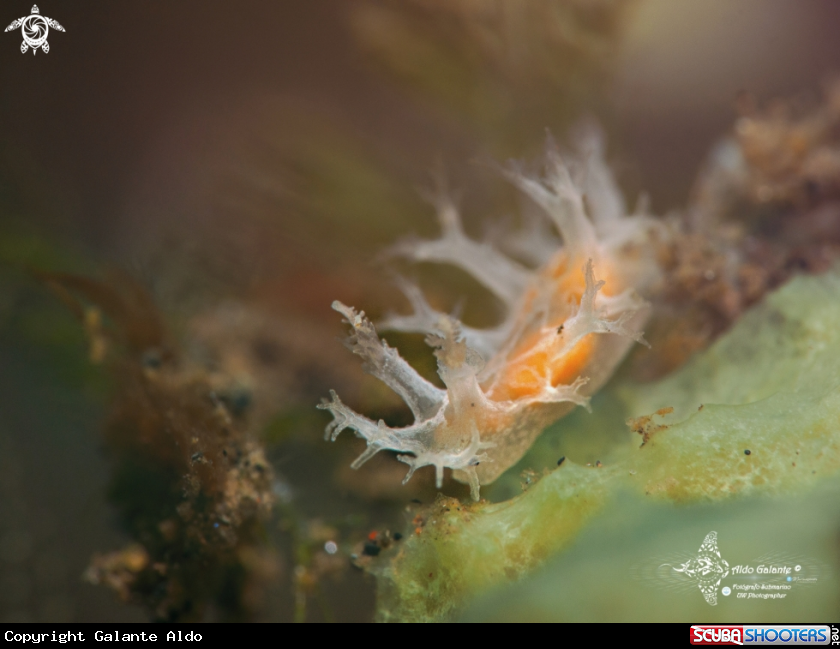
373, 463, 614, 622
372, 268, 840, 621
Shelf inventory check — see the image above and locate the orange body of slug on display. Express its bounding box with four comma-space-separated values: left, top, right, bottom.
490, 258, 622, 402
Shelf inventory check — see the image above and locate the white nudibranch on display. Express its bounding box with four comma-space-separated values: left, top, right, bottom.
318, 129, 663, 500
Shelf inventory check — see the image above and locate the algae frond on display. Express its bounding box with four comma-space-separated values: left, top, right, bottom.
371, 268, 840, 621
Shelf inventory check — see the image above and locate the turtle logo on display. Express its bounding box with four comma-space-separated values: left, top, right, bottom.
5, 5, 64, 55
662, 531, 730, 605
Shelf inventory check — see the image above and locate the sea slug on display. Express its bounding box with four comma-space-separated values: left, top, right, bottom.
319, 129, 662, 499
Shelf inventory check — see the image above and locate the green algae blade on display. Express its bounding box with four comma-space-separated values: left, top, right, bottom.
372, 268, 840, 621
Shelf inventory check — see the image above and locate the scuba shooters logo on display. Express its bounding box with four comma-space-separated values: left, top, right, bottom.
4, 5, 64, 54
690, 625, 831, 645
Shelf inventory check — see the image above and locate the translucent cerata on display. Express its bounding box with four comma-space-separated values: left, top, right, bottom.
319, 129, 663, 499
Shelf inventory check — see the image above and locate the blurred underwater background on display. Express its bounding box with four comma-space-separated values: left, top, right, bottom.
2, 0, 840, 622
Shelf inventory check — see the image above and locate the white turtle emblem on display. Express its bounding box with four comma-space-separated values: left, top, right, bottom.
5, 5, 64, 55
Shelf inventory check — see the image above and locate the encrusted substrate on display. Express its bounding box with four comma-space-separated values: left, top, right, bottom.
371, 267, 840, 622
